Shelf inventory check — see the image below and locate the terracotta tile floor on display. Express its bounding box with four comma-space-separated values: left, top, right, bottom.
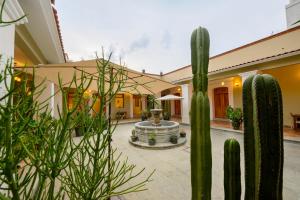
211, 120, 300, 139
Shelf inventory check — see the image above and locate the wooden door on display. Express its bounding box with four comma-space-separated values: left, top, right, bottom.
214, 87, 229, 119
133, 95, 142, 118
174, 93, 181, 116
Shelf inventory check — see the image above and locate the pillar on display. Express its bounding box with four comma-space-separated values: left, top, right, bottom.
0, 0, 27, 101
0, 24, 15, 101
129, 93, 133, 118
181, 84, 190, 124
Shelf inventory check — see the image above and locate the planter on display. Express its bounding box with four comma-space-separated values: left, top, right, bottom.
180, 131, 186, 138
170, 135, 178, 144
131, 136, 138, 142
141, 115, 147, 121
148, 139, 156, 146
163, 115, 170, 120
231, 121, 241, 130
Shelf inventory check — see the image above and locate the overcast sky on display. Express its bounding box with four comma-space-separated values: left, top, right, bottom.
56, 0, 289, 74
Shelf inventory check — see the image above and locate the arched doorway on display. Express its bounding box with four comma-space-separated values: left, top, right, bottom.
214, 87, 229, 119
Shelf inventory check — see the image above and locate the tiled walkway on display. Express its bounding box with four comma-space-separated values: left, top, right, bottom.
112, 123, 300, 200
116, 118, 300, 141
210, 120, 300, 142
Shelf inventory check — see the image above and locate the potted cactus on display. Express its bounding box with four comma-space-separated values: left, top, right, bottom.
226, 106, 243, 130
169, 135, 178, 144
180, 130, 186, 138
131, 129, 138, 142
148, 133, 156, 146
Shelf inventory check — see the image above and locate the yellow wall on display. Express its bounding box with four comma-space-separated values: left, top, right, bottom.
263, 64, 300, 127
111, 93, 132, 119
233, 76, 243, 109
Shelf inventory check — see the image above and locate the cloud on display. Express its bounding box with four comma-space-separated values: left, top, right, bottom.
129, 35, 150, 53
161, 30, 172, 49
57, 0, 287, 74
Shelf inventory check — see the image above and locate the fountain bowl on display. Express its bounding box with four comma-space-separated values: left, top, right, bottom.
135, 120, 180, 143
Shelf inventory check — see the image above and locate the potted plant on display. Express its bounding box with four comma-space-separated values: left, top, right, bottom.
163, 112, 170, 120
141, 110, 148, 121
146, 109, 152, 119
170, 134, 178, 144
131, 129, 138, 142
180, 130, 186, 138
226, 106, 243, 130
116, 111, 126, 120
148, 133, 156, 146
75, 112, 85, 137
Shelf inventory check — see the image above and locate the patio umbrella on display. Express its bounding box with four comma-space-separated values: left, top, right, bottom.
15, 59, 176, 95
156, 94, 184, 101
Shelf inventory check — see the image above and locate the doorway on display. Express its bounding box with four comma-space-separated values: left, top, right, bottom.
214, 87, 229, 119
133, 95, 142, 118
174, 93, 181, 117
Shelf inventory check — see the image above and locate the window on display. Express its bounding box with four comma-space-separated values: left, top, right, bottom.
115, 94, 124, 108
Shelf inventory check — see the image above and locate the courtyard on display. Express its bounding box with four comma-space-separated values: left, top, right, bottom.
112, 123, 300, 200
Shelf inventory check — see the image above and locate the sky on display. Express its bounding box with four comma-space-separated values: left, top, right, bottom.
56, 0, 290, 74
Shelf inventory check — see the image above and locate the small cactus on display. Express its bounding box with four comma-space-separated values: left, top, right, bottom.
224, 138, 241, 200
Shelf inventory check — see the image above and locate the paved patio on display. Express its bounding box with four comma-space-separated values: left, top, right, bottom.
112, 123, 300, 200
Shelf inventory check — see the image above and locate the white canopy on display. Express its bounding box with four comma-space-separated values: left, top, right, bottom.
156, 94, 184, 101
15, 59, 176, 95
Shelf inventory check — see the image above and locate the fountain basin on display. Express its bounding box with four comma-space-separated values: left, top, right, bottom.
135, 120, 180, 143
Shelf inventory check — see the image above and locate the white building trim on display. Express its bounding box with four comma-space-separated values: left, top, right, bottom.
18, 0, 65, 63
0, 0, 27, 24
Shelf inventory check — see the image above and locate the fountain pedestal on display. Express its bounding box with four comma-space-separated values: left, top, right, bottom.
150, 109, 162, 126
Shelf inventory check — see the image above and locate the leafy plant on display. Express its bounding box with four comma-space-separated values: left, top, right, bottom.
226, 106, 243, 123
179, 130, 186, 138
163, 112, 170, 120
146, 95, 158, 110
141, 110, 150, 121
169, 135, 178, 144
226, 106, 243, 130
0, 51, 153, 199
148, 133, 156, 146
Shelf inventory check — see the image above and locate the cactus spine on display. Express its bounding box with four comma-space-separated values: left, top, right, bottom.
243, 74, 283, 200
224, 138, 241, 200
190, 27, 212, 200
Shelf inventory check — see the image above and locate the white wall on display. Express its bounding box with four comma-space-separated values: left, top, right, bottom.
181, 83, 192, 124
0, 24, 15, 101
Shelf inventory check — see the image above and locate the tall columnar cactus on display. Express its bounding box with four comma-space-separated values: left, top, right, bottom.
190, 26, 212, 200
224, 138, 241, 200
243, 74, 283, 200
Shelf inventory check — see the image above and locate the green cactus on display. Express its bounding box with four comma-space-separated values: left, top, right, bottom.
243, 74, 283, 200
224, 138, 241, 200
190, 26, 212, 200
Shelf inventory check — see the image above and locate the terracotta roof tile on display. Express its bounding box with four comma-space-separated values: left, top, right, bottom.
52, 4, 66, 62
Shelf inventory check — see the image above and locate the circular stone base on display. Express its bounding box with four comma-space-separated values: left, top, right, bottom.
128, 137, 187, 150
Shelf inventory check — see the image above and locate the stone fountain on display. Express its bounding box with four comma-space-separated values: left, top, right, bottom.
129, 108, 186, 149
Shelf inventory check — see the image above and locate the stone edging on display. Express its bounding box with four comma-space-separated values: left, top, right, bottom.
128, 138, 187, 150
